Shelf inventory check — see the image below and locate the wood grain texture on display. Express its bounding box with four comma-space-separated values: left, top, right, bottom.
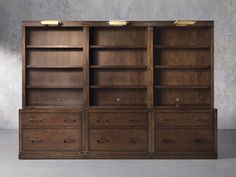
19, 21, 217, 159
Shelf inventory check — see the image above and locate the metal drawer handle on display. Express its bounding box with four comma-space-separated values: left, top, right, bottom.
30, 119, 43, 123
97, 119, 109, 123
129, 119, 142, 122
175, 97, 180, 107
163, 118, 175, 122
30, 139, 43, 143
162, 139, 176, 144
129, 138, 141, 144
97, 139, 109, 144
116, 97, 121, 102
64, 119, 76, 123
64, 139, 75, 143
195, 138, 207, 144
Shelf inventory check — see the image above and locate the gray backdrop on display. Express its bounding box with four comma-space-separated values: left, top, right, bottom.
0, 0, 235, 129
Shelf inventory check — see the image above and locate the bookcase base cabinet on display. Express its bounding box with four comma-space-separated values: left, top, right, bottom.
19, 21, 217, 159
19, 109, 217, 159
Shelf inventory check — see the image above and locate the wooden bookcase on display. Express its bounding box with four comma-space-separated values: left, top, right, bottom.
19, 21, 217, 159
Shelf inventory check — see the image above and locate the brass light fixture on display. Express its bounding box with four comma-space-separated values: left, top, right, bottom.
40, 20, 62, 26
174, 20, 197, 26
108, 20, 128, 26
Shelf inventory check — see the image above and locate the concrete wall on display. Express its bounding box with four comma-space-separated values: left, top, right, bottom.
0, 0, 235, 129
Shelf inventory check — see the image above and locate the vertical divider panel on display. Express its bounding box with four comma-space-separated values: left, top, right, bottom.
83, 26, 90, 107
147, 26, 154, 108
210, 25, 214, 108
82, 111, 89, 155
19, 110, 23, 156
22, 26, 26, 107
147, 26, 155, 154
214, 109, 217, 156
82, 26, 90, 155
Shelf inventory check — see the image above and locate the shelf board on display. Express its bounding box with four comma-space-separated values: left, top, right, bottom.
155, 85, 210, 89
26, 65, 83, 69
90, 85, 147, 89
27, 85, 83, 89
26, 45, 83, 49
89, 105, 147, 108
90, 65, 147, 69
90, 45, 147, 49
155, 104, 211, 109
154, 45, 210, 49
154, 65, 210, 69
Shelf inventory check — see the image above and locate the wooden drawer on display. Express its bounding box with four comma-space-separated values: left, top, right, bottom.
21, 112, 81, 127
88, 112, 148, 127
155, 129, 214, 152
22, 129, 81, 151
155, 111, 213, 127
89, 129, 148, 151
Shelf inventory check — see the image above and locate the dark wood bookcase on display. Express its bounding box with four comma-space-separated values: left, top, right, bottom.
19, 21, 217, 159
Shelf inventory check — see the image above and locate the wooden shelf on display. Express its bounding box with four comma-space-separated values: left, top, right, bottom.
26, 65, 83, 69
154, 45, 210, 49
90, 85, 147, 89
155, 104, 211, 108
89, 105, 147, 108
154, 65, 210, 69
90, 65, 147, 69
27, 85, 83, 89
26, 45, 83, 49
90, 45, 147, 49
155, 85, 210, 89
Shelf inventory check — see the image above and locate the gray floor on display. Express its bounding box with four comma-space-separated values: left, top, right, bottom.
0, 130, 236, 177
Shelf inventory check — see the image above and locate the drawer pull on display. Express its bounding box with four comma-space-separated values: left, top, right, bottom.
97, 119, 109, 123
97, 139, 109, 144
129, 138, 141, 144
116, 97, 121, 102
162, 139, 176, 144
64, 119, 76, 123
30, 139, 43, 143
163, 118, 175, 122
175, 97, 180, 107
30, 119, 43, 123
129, 119, 142, 122
195, 138, 207, 144
64, 139, 75, 143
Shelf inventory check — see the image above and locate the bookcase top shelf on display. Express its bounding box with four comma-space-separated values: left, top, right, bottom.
90, 45, 147, 49
154, 65, 210, 69
26, 45, 84, 49
26, 65, 83, 69
154, 45, 210, 49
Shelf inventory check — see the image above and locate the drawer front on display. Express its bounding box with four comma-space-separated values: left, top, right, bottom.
155, 129, 214, 152
89, 129, 148, 151
22, 112, 81, 127
155, 112, 213, 127
22, 129, 81, 151
88, 112, 148, 127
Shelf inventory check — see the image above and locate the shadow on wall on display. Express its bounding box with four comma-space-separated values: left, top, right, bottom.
0, 48, 21, 129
